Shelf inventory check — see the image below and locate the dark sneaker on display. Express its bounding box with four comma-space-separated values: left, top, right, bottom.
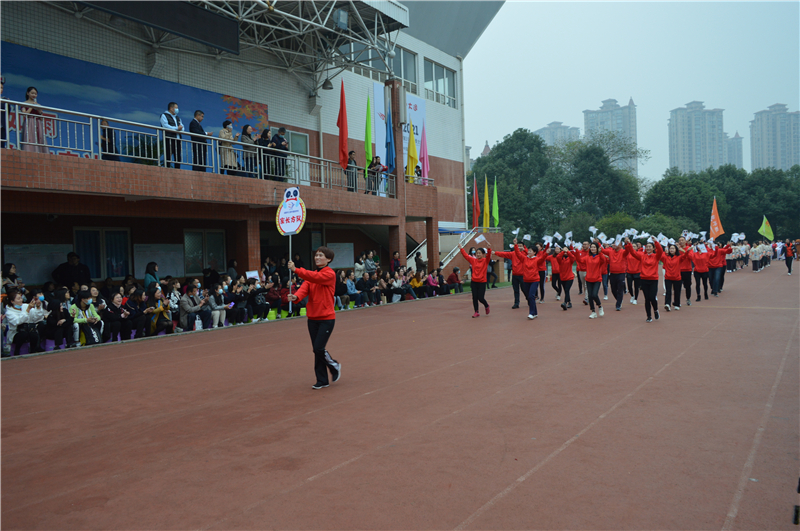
567, 302, 572, 308
561, 302, 567, 311
511, 304, 519, 309
331, 364, 341, 383
312, 383, 329, 390
654, 310, 660, 320
646, 317, 653, 323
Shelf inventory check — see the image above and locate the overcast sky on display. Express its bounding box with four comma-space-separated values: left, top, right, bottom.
463, 1, 800, 180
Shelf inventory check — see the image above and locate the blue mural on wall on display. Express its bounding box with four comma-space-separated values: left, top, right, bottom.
1, 42, 269, 165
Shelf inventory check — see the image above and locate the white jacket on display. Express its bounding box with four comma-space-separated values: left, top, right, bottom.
5, 304, 48, 342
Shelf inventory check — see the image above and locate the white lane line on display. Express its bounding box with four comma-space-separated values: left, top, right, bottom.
721, 317, 799, 531
455, 317, 729, 530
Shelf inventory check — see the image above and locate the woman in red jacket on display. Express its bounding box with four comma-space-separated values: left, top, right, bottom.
288, 247, 341, 390
493, 241, 527, 309
625, 237, 664, 322
662, 243, 686, 311
583, 242, 609, 318
625, 242, 643, 305
552, 246, 577, 311
534, 243, 548, 302
690, 243, 711, 301
677, 236, 693, 306
459, 241, 493, 318
514, 240, 549, 319
785, 239, 795, 275
548, 252, 562, 302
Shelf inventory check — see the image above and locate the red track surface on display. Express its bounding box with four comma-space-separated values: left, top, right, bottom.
3, 266, 799, 530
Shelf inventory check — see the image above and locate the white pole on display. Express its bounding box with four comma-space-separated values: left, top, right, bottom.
288, 233, 293, 313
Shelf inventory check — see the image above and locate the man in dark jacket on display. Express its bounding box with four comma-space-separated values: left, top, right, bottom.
189, 110, 209, 171
52, 252, 92, 288
270, 127, 289, 179
160, 102, 183, 169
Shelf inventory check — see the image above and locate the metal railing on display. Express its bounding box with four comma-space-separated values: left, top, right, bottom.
405, 174, 435, 187
407, 239, 427, 263
0, 100, 397, 198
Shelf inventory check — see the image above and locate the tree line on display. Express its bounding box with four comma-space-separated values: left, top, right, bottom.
469, 128, 800, 246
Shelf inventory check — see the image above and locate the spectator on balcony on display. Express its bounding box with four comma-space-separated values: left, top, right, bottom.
240, 125, 260, 177
161, 102, 183, 169
189, 110, 211, 171
21, 86, 48, 154
256, 128, 275, 178
414, 164, 422, 184
99, 119, 119, 162
346, 150, 358, 192
270, 127, 289, 180
366, 157, 381, 195
52, 252, 91, 289
218, 120, 240, 175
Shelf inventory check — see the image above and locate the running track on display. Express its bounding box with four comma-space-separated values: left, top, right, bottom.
2, 265, 798, 529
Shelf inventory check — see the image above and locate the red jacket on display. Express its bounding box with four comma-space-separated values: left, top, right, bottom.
554, 250, 577, 281
787, 244, 795, 258
538, 249, 549, 272
662, 252, 684, 281
460, 247, 492, 283
709, 246, 731, 268
293, 266, 336, 320
626, 248, 642, 274
627, 241, 664, 280
690, 248, 710, 273
583, 252, 609, 283
493, 246, 526, 276
601, 246, 628, 274
679, 248, 693, 272
446, 272, 461, 285
514, 246, 549, 283
573, 247, 588, 272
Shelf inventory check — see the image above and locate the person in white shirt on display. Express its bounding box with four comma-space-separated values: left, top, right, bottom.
3, 289, 48, 355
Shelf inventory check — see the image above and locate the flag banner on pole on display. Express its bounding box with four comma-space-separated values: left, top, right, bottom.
523, 234, 531, 241
364, 95, 372, 171
482, 175, 490, 231
758, 215, 774, 241
385, 100, 395, 174
336, 80, 348, 170
472, 175, 480, 229
710, 197, 724, 240
420, 122, 430, 185
406, 119, 418, 177
491, 176, 499, 227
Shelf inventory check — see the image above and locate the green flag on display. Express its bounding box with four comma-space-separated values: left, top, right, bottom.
492, 176, 499, 227
364, 95, 372, 174
758, 215, 774, 241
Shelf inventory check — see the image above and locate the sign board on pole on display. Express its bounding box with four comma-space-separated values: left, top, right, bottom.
276, 187, 307, 236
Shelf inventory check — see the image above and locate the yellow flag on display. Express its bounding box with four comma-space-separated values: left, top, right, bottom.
406, 119, 418, 179
483, 174, 490, 231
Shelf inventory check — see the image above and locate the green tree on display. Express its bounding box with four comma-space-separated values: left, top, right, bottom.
558, 212, 597, 244
635, 213, 700, 240
571, 145, 642, 218
596, 212, 637, 238
643, 172, 729, 230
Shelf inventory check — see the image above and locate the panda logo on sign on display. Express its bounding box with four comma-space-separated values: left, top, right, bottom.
284, 187, 300, 202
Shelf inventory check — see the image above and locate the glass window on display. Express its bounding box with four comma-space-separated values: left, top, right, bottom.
435, 64, 445, 94
105, 230, 130, 279
424, 60, 434, 92
391, 51, 402, 78
205, 232, 225, 272
446, 69, 456, 98
184, 231, 204, 276
75, 229, 102, 279
289, 131, 308, 155
403, 49, 416, 84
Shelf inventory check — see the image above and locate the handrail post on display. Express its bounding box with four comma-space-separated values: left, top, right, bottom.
89, 117, 94, 159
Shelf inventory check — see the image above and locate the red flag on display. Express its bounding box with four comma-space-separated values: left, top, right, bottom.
337, 80, 348, 170
472, 175, 481, 229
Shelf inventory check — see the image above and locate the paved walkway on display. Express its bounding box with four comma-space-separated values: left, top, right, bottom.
2, 264, 798, 529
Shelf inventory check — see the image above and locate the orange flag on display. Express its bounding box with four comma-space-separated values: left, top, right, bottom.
710, 197, 724, 240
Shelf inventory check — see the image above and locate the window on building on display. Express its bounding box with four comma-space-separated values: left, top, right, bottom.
340, 43, 417, 92
74, 228, 131, 280
184, 230, 226, 276
424, 59, 457, 109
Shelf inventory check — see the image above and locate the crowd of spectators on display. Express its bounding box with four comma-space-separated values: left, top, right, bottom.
1, 248, 466, 356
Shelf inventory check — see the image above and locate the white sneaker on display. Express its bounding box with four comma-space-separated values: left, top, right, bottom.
663, 291, 666, 296
674, 306, 680, 311
589, 312, 597, 319
632, 299, 638, 305
527, 314, 537, 320
665, 304, 671, 311
598, 307, 604, 317
556, 295, 561, 301
603, 295, 608, 300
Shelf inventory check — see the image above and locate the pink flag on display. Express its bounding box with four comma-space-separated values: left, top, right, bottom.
420, 122, 430, 186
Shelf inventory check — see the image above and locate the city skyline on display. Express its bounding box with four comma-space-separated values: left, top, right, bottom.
464, 2, 799, 180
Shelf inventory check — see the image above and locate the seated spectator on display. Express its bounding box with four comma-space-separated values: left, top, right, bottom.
229, 282, 251, 324
166, 279, 183, 331
104, 292, 133, 342
90, 285, 108, 319
434, 268, 450, 295
427, 270, 444, 296
27, 288, 49, 349
391, 271, 416, 300
3, 288, 46, 355
46, 288, 77, 348
180, 283, 211, 330
344, 270, 363, 307
334, 270, 350, 310
123, 289, 150, 339
42, 281, 57, 301
203, 266, 221, 289
246, 277, 271, 321
52, 252, 91, 290
100, 277, 115, 300
145, 286, 174, 336
355, 272, 375, 306
70, 289, 104, 345
207, 283, 232, 328
2, 263, 26, 295
410, 271, 427, 299
446, 267, 464, 293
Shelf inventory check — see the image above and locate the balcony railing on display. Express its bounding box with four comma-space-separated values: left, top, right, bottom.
0, 100, 397, 198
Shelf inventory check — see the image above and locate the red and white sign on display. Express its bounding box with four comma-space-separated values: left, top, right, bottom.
276, 187, 306, 236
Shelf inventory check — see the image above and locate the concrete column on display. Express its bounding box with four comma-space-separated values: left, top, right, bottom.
236, 216, 261, 274
425, 216, 439, 271
386, 78, 408, 266
389, 222, 407, 266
